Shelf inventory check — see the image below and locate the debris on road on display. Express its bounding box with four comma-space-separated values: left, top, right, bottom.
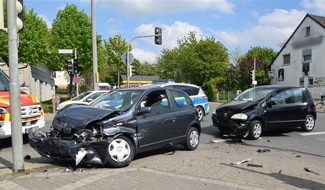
304, 167, 320, 175
24, 155, 31, 160
230, 158, 251, 165
257, 149, 271, 153
247, 163, 263, 168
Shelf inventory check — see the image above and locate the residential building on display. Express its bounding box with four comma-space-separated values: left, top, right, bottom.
270, 13, 325, 99
1, 64, 55, 101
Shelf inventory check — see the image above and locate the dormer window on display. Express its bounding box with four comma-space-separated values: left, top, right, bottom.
306, 26, 311, 36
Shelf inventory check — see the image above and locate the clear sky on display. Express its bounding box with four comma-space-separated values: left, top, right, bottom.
24, 0, 325, 63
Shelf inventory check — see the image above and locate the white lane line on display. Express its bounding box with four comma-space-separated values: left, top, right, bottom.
300, 131, 325, 136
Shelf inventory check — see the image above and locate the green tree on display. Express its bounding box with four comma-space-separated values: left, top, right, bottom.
0, 7, 50, 66
236, 47, 278, 90
50, 4, 105, 87
157, 32, 229, 101
103, 35, 129, 84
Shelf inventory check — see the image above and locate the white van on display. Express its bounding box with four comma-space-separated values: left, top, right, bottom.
98, 83, 111, 91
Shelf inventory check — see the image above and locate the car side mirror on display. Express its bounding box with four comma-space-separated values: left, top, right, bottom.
86, 98, 93, 102
267, 100, 276, 107
138, 107, 151, 115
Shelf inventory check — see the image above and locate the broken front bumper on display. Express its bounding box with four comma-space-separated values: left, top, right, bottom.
28, 128, 109, 166
212, 115, 250, 138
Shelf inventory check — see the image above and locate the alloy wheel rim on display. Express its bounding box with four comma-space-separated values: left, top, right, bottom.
189, 130, 199, 147
197, 108, 203, 120
306, 117, 315, 130
253, 123, 262, 138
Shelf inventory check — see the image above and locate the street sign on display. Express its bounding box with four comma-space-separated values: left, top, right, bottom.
121, 52, 134, 64
59, 49, 73, 54
74, 76, 81, 84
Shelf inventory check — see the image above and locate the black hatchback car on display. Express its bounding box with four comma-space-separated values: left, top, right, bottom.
29, 86, 201, 168
212, 85, 316, 140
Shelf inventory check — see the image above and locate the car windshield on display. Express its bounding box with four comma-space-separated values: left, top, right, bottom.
234, 88, 274, 102
71, 91, 92, 101
90, 89, 144, 111
0, 70, 10, 91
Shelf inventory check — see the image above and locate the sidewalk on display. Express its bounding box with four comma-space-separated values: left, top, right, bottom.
1, 140, 325, 190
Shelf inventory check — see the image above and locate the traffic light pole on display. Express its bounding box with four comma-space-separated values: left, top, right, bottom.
74, 48, 79, 96
8, 0, 24, 172
126, 34, 159, 87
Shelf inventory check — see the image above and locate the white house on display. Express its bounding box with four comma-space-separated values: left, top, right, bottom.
270, 13, 325, 99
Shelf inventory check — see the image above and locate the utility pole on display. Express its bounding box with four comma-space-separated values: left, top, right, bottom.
91, 0, 98, 90
8, 0, 24, 172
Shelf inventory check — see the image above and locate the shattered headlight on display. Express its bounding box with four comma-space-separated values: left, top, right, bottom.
231, 113, 248, 120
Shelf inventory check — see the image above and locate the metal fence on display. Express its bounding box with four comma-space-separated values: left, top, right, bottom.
216, 91, 237, 103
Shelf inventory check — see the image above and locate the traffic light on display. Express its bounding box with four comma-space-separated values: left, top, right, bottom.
154, 27, 162, 45
129, 64, 135, 77
73, 58, 78, 74
250, 70, 255, 81
66, 59, 74, 75
16, 0, 24, 33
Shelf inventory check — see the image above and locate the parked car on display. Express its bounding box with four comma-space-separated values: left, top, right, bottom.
149, 82, 209, 121
29, 86, 201, 168
98, 82, 111, 91
56, 91, 107, 111
0, 69, 45, 139
212, 85, 316, 140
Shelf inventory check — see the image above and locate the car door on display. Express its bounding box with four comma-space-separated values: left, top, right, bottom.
136, 89, 177, 149
265, 88, 306, 128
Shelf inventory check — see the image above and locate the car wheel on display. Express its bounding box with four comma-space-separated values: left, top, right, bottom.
196, 106, 204, 121
247, 120, 262, 140
301, 114, 315, 132
107, 135, 135, 168
184, 127, 200, 150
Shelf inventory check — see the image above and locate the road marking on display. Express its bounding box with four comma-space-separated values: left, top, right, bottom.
300, 131, 325, 136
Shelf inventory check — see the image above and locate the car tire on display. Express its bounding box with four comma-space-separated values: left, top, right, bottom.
184, 127, 200, 150
301, 114, 315, 132
196, 106, 204, 121
106, 135, 135, 168
247, 120, 262, 140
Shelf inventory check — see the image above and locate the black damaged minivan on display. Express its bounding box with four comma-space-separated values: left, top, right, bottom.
212, 85, 316, 140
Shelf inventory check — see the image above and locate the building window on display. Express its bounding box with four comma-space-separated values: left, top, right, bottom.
283, 54, 290, 65
306, 26, 311, 36
309, 77, 314, 87
303, 49, 312, 62
299, 77, 304, 87
278, 69, 284, 81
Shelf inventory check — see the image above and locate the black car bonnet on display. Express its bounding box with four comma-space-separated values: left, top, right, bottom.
53, 105, 116, 130
218, 100, 258, 112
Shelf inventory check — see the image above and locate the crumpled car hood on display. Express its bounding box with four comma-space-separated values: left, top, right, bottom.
53, 105, 116, 130
217, 100, 257, 112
